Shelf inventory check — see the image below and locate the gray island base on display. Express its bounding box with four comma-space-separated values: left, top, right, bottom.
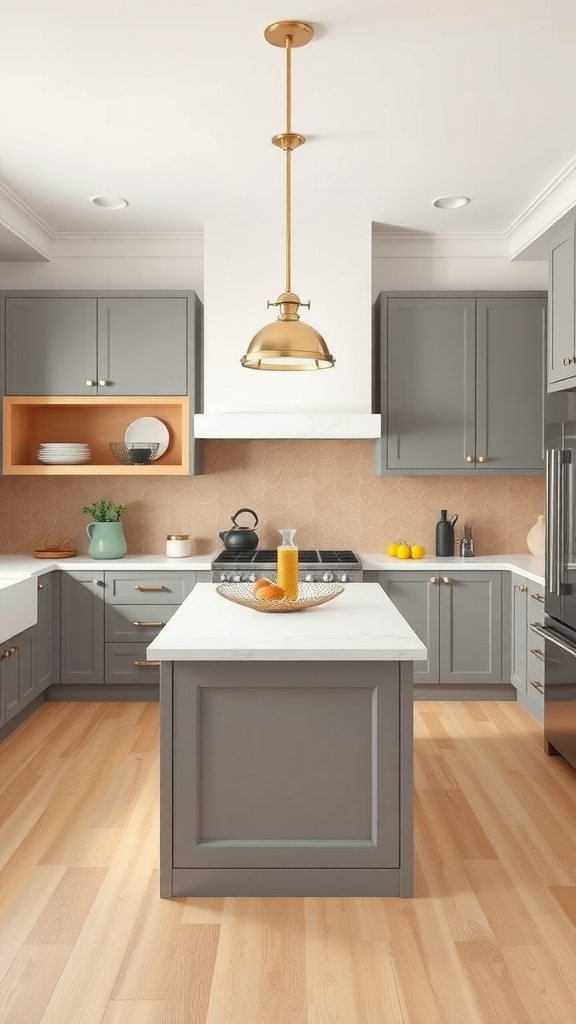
148, 583, 427, 898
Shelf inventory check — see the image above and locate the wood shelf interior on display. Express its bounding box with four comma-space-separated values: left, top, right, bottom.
3, 397, 189, 472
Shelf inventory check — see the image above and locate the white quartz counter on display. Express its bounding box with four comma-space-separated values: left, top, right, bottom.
359, 552, 545, 585
0, 553, 215, 576
147, 582, 428, 662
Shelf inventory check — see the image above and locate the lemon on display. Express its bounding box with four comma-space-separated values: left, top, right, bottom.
386, 542, 399, 557
396, 542, 412, 559
410, 545, 425, 559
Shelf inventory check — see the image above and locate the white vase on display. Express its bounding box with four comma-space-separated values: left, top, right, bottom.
526, 515, 545, 557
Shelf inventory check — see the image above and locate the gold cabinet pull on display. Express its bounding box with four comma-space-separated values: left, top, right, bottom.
563, 357, 573, 366
37, 582, 45, 590
430, 576, 440, 584
514, 584, 528, 592
134, 584, 164, 592
530, 680, 544, 693
99, 379, 110, 387
530, 647, 545, 661
133, 660, 160, 667
442, 576, 451, 584
85, 379, 97, 387
477, 455, 486, 463
132, 621, 166, 628
465, 455, 475, 463
531, 592, 544, 603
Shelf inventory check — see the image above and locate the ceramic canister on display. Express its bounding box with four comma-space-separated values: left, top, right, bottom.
166, 534, 192, 557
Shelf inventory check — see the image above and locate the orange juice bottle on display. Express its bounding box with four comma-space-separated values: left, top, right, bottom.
277, 528, 298, 600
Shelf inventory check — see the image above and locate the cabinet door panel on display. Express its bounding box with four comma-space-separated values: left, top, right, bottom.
476, 297, 545, 471
510, 574, 528, 692
382, 572, 440, 683
384, 297, 476, 471
5, 297, 97, 395
440, 572, 502, 684
97, 298, 187, 395
60, 572, 104, 685
36, 572, 60, 695
1, 627, 34, 723
548, 224, 575, 387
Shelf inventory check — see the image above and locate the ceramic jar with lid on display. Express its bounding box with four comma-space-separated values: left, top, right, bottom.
166, 534, 191, 558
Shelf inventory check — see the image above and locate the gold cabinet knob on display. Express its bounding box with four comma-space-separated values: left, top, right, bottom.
477, 456, 486, 463
514, 584, 528, 592
430, 576, 440, 584
563, 357, 573, 366
442, 576, 451, 584
465, 455, 475, 463
85, 379, 97, 387
99, 380, 109, 387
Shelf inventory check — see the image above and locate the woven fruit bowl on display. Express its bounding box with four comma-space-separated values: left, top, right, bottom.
216, 581, 344, 613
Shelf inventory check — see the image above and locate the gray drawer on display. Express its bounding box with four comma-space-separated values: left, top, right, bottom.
105, 603, 178, 641
523, 678, 544, 722
105, 572, 194, 605
528, 585, 545, 625
104, 643, 160, 684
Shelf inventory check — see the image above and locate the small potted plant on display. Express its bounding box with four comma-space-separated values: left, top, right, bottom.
82, 499, 128, 559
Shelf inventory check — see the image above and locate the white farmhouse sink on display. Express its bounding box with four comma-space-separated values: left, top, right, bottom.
0, 576, 37, 645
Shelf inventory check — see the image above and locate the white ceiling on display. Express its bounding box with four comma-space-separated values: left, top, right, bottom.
1, 0, 575, 255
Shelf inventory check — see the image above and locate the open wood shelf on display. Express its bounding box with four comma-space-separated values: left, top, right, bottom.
3, 396, 190, 475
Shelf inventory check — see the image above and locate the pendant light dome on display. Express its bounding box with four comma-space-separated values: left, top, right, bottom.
241, 21, 335, 371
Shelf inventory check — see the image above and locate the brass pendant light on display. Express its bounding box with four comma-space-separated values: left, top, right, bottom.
241, 20, 335, 371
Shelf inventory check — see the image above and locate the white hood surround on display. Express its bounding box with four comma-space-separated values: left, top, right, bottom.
193, 221, 381, 439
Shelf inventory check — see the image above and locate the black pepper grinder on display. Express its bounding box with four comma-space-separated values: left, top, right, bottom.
436, 509, 457, 556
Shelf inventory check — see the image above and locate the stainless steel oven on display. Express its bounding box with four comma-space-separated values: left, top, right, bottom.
211, 549, 363, 584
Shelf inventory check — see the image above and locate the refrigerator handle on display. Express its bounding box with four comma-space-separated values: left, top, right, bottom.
546, 448, 570, 596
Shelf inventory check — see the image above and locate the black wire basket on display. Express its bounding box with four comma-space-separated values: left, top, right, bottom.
109, 441, 160, 465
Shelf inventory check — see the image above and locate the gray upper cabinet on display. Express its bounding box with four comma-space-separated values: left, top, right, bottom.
379, 570, 502, 685
3, 291, 195, 396
374, 292, 546, 475
548, 221, 576, 389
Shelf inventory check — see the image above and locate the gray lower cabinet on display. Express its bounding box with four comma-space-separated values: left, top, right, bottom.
525, 583, 545, 722
35, 571, 60, 695
374, 292, 546, 475
0, 625, 34, 726
380, 570, 502, 685
3, 291, 198, 396
60, 569, 210, 688
60, 571, 105, 685
510, 574, 528, 693
548, 221, 576, 389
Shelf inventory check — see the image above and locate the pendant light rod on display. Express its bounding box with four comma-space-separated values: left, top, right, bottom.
285, 35, 292, 294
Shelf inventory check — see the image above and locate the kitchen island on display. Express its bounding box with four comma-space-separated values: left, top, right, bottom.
147, 582, 427, 898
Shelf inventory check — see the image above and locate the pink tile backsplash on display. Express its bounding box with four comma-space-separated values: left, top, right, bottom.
0, 440, 544, 557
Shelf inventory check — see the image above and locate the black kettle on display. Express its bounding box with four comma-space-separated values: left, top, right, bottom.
219, 508, 259, 551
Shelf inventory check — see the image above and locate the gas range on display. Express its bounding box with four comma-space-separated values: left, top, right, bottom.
211, 549, 363, 584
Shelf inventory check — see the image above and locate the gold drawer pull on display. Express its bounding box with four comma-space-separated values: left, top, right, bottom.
133, 660, 161, 667
530, 680, 544, 693
530, 647, 545, 661
133, 621, 166, 628
134, 585, 164, 592
514, 584, 527, 593
531, 592, 544, 603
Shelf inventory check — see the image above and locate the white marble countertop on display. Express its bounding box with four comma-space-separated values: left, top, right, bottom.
359, 552, 545, 585
147, 582, 428, 662
0, 552, 545, 585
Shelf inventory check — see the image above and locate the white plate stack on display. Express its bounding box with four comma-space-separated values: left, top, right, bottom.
37, 443, 91, 464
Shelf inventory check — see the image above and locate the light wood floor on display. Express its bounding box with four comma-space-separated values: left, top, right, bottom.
1, 700, 576, 1024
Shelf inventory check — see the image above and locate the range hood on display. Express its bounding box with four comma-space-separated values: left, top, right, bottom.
194, 221, 381, 440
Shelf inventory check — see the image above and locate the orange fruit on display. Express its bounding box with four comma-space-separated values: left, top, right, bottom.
396, 542, 412, 559
411, 545, 425, 559
386, 542, 399, 556
255, 584, 285, 601
253, 577, 273, 595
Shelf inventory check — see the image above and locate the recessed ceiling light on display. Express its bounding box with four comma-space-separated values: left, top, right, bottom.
432, 195, 471, 209
89, 196, 129, 210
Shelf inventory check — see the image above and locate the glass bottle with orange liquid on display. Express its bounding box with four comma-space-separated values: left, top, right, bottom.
277, 528, 298, 600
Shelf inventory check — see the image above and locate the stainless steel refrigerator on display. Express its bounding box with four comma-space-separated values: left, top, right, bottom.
542, 390, 576, 770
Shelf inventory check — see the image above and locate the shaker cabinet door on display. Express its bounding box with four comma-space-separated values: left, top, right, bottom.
548, 222, 576, 388
60, 572, 104, 685
439, 572, 502, 684
380, 572, 440, 683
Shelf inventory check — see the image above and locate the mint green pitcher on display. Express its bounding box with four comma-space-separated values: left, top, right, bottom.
86, 521, 127, 559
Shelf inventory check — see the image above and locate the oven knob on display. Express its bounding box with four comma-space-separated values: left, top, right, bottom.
247, 573, 258, 582
219, 572, 232, 581
340, 573, 352, 583
232, 572, 243, 582
323, 572, 335, 582
304, 573, 315, 582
